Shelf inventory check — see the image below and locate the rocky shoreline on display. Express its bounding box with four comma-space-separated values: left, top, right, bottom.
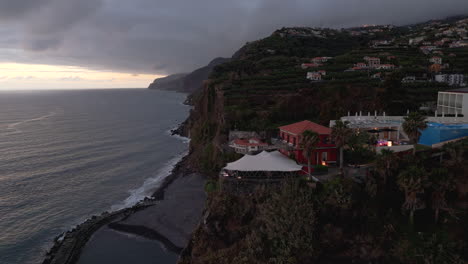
42, 150, 201, 264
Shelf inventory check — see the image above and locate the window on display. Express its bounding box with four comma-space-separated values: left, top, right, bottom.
322, 152, 328, 162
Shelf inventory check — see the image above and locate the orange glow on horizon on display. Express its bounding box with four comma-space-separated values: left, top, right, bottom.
0, 63, 164, 90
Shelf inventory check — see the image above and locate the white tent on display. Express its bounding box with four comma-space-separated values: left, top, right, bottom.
224, 151, 303, 172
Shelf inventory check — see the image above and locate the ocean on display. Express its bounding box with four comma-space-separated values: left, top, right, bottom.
0, 89, 190, 264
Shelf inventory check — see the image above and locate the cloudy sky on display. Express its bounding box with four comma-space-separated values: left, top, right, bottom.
0, 0, 467, 89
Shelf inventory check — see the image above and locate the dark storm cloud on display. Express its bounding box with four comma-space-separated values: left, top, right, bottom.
0, 0, 467, 75
0, 0, 52, 20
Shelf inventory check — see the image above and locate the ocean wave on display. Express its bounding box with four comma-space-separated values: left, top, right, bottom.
166, 126, 191, 144
110, 150, 188, 211
2, 112, 57, 134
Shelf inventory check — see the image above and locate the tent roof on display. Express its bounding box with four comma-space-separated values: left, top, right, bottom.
224, 151, 303, 172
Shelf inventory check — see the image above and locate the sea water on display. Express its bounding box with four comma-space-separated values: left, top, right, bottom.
0, 89, 189, 264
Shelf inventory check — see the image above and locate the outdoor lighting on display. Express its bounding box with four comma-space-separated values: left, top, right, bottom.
387, 141, 393, 147
237, 176, 242, 180
321, 161, 327, 166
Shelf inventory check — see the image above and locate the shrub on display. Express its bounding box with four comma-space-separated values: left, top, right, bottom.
314, 164, 329, 173
204, 180, 219, 193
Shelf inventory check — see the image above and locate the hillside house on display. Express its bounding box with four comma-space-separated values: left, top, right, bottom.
229, 138, 269, 155
420, 46, 437, 54
449, 41, 468, 48
409, 37, 425, 45
311, 57, 332, 63
377, 64, 395, 70
318, 70, 327, 76
364, 57, 381, 68
355, 62, 368, 69
435, 74, 466, 87
402, 76, 416, 83
372, 72, 382, 79
307, 72, 322, 81
429, 64, 442, 73
278, 120, 337, 167
301, 63, 321, 69
434, 41, 445, 47
371, 72, 382, 80
430, 56, 443, 64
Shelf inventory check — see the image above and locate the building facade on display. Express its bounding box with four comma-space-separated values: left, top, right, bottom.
278, 120, 337, 167
435, 74, 466, 87
229, 138, 269, 155
437, 88, 468, 116
307, 72, 322, 81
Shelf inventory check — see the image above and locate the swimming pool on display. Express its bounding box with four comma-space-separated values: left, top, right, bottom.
419, 122, 468, 146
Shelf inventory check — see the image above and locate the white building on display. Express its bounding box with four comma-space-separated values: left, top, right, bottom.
430, 56, 442, 64
435, 74, 466, 86
307, 72, 322, 81
402, 76, 416, 83
377, 64, 395, 70
437, 88, 468, 116
229, 138, 269, 154
364, 57, 380, 68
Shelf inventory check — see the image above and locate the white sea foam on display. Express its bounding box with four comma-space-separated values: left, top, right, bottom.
166, 126, 191, 143
5, 112, 56, 133
111, 150, 188, 211
111, 129, 191, 211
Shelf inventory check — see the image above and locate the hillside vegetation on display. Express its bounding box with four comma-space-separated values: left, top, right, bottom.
179, 16, 468, 264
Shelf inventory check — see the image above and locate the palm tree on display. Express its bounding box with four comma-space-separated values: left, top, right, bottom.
331, 120, 353, 172
429, 168, 454, 223
397, 166, 427, 226
442, 141, 466, 168
402, 112, 428, 154
301, 130, 320, 178
375, 149, 398, 185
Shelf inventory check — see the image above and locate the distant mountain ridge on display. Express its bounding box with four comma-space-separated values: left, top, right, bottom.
148, 57, 230, 93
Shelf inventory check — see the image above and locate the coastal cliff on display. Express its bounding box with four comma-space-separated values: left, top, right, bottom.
178, 17, 468, 264
149, 58, 230, 93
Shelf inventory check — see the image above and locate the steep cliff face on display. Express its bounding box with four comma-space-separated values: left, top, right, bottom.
148, 73, 188, 91
186, 79, 229, 175
148, 58, 230, 93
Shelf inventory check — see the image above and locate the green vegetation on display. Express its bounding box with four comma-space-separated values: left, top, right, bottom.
300, 130, 320, 177
313, 164, 329, 173
402, 112, 428, 148
331, 120, 353, 170
180, 139, 468, 264
204, 180, 219, 193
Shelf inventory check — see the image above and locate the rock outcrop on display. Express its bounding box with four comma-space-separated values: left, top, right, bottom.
148, 57, 230, 93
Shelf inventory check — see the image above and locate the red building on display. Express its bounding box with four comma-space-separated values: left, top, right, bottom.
278, 120, 337, 168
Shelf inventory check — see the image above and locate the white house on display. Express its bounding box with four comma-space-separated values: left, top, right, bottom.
430, 56, 443, 64
437, 88, 468, 116
364, 57, 381, 68
377, 64, 395, 70
402, 76, 416, 83
229, 138, 269, 154
307, 72, 322, 81
435, 74, 466, 87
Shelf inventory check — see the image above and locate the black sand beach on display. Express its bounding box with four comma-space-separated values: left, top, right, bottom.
43, 156, 206, 264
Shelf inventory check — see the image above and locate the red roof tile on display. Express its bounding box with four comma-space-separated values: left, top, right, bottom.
279, 120, 331, 135
233, 138, 268, 147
